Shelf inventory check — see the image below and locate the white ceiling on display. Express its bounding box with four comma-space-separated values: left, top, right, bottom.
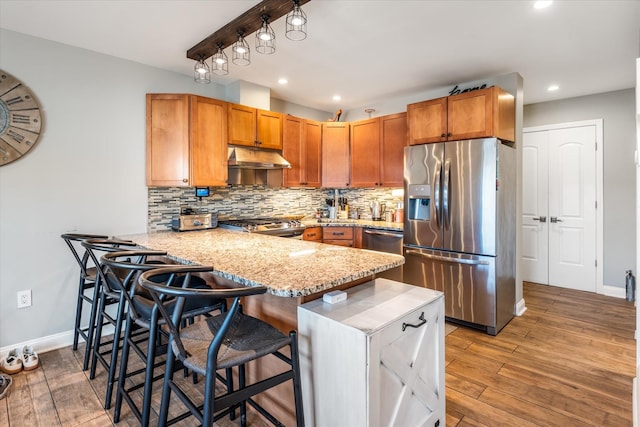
1, 0, 639, 113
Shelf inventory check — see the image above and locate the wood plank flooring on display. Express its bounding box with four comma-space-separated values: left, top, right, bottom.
0, 282, 635, 426
446, 282, 636, 427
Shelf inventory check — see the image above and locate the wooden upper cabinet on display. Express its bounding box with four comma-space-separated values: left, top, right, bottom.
447, 86, 514, 142
227, 103, 256, 146
190, 96, 228, 186
283, 115, 303, 186
408, 86, 515, 144
379, 112, 407, 187
227, 103, 283, 149
350, 113, 407, 188
146, 94, 227, 187
257, 109, 283, 150
407, 97, 448, 145
322, 122, 350, 188
283, 116, 322, 187
303, 120, 322, 187
350, 118, 381, 187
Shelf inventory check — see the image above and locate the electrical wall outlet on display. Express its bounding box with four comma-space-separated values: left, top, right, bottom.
17, 290, 31, 308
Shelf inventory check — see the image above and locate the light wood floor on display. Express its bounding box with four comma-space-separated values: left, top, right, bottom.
0, 282, 635, 426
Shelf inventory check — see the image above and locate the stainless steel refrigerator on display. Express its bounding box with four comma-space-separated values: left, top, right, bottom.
402, 138, 516, 335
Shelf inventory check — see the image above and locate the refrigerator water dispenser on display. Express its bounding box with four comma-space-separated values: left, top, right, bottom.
408, 184, 431, 221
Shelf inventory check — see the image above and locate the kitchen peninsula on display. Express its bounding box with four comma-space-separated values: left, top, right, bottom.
120, 228, 405, 425
121, 227, 404, 297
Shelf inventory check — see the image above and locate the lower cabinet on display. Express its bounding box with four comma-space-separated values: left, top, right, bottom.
298, 279, 445, 427
302, 226, 322, 242
322, 226, 354, 246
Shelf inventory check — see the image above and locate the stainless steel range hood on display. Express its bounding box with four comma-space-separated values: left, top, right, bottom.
227, 146, 291, 169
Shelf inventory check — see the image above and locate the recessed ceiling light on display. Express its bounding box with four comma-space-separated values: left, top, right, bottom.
332, 95, 341, 101
278, 78, 288, 85
547, 85, 559, 92
534, 1, 552, 9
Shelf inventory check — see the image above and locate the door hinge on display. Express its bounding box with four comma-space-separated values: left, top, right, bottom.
595, 200, 597, 209
595, 142, 598, 151
595, 259, 597, 267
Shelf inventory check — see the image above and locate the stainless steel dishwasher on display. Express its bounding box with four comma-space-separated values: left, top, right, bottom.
362, 228, 403, 281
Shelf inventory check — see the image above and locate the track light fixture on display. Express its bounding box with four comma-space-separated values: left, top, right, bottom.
286, 0, 307, 41
232, 31, 251, 66
193, 54, 211, 83
188, 0, 311, 81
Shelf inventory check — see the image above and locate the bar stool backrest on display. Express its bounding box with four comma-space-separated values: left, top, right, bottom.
61, 233, 109, 278
81, 238, 139, 295
100, 250, 170, 322
139, 266, 267, 362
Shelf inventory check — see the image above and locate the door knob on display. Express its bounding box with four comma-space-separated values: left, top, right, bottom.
533, 216, 547, 223
550, 216, 562, 223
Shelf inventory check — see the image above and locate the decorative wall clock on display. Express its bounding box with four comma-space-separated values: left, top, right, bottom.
0, 69, 43, 166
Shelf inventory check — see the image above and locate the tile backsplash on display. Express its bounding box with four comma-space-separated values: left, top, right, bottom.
148, 186, 403, 231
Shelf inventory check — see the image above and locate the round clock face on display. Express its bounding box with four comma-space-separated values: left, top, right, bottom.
0, 70, 43, 166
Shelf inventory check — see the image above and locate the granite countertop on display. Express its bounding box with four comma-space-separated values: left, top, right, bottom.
120, 228, 404, 298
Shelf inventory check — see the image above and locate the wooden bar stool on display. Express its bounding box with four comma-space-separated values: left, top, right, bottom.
139, 265, 305, 427
100, 250, 226, 427
60, 233, 108, 370
80, 238, 139, 409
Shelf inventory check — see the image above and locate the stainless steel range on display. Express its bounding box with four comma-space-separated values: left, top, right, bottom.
218, 218, 305, 238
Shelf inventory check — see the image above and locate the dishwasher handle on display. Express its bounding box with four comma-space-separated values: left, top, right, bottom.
363, 229, 403, 239
405, 249, 490, 266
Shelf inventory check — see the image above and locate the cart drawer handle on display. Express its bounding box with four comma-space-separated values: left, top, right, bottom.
402, 312, 426, 331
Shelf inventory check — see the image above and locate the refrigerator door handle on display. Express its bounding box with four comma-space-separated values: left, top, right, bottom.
443, 160, 451, 229
405, 250, 490, 266
434, 163, 442, 228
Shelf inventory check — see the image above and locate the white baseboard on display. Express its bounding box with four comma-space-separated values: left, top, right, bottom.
0, 325, 116, 359
603, 284, 626, 299
515, 298, 527, 316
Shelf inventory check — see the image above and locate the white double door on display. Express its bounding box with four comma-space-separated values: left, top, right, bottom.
521, 121, 599, 292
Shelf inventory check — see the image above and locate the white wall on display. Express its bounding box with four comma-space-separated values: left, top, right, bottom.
524, 89, 636, 289
0, 29, 229, 348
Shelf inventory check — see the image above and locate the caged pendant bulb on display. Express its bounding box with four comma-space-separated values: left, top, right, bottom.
286, 0, 307, 41
256, 15, 276, 54
194, 55, 210, 83
211, 44, 228, 75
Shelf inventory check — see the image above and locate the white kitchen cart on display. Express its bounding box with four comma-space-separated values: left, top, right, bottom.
297, 278, 445, 427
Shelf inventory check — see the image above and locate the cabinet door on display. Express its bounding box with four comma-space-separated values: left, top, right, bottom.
322, 122, 350, 188
190, 96, 228, 186
379, 112, 407, 187
350, 118, 381, 188
303, 119, 322, 187
146, 94, 190, 186
371, 303, 444, 426
447, 87, 494, 140
283, 115, 303, 186
302, 226, 322, 241
257, 109, 283, 150
228, 103, 256, 146
407, 97, 447, 145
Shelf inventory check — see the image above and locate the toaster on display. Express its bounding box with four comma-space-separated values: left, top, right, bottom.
171, 212, 217, 231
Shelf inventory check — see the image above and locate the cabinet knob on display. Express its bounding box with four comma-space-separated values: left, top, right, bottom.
447, 132, 452, 137
182, 178, 188, 183
441, 133, 446, 138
